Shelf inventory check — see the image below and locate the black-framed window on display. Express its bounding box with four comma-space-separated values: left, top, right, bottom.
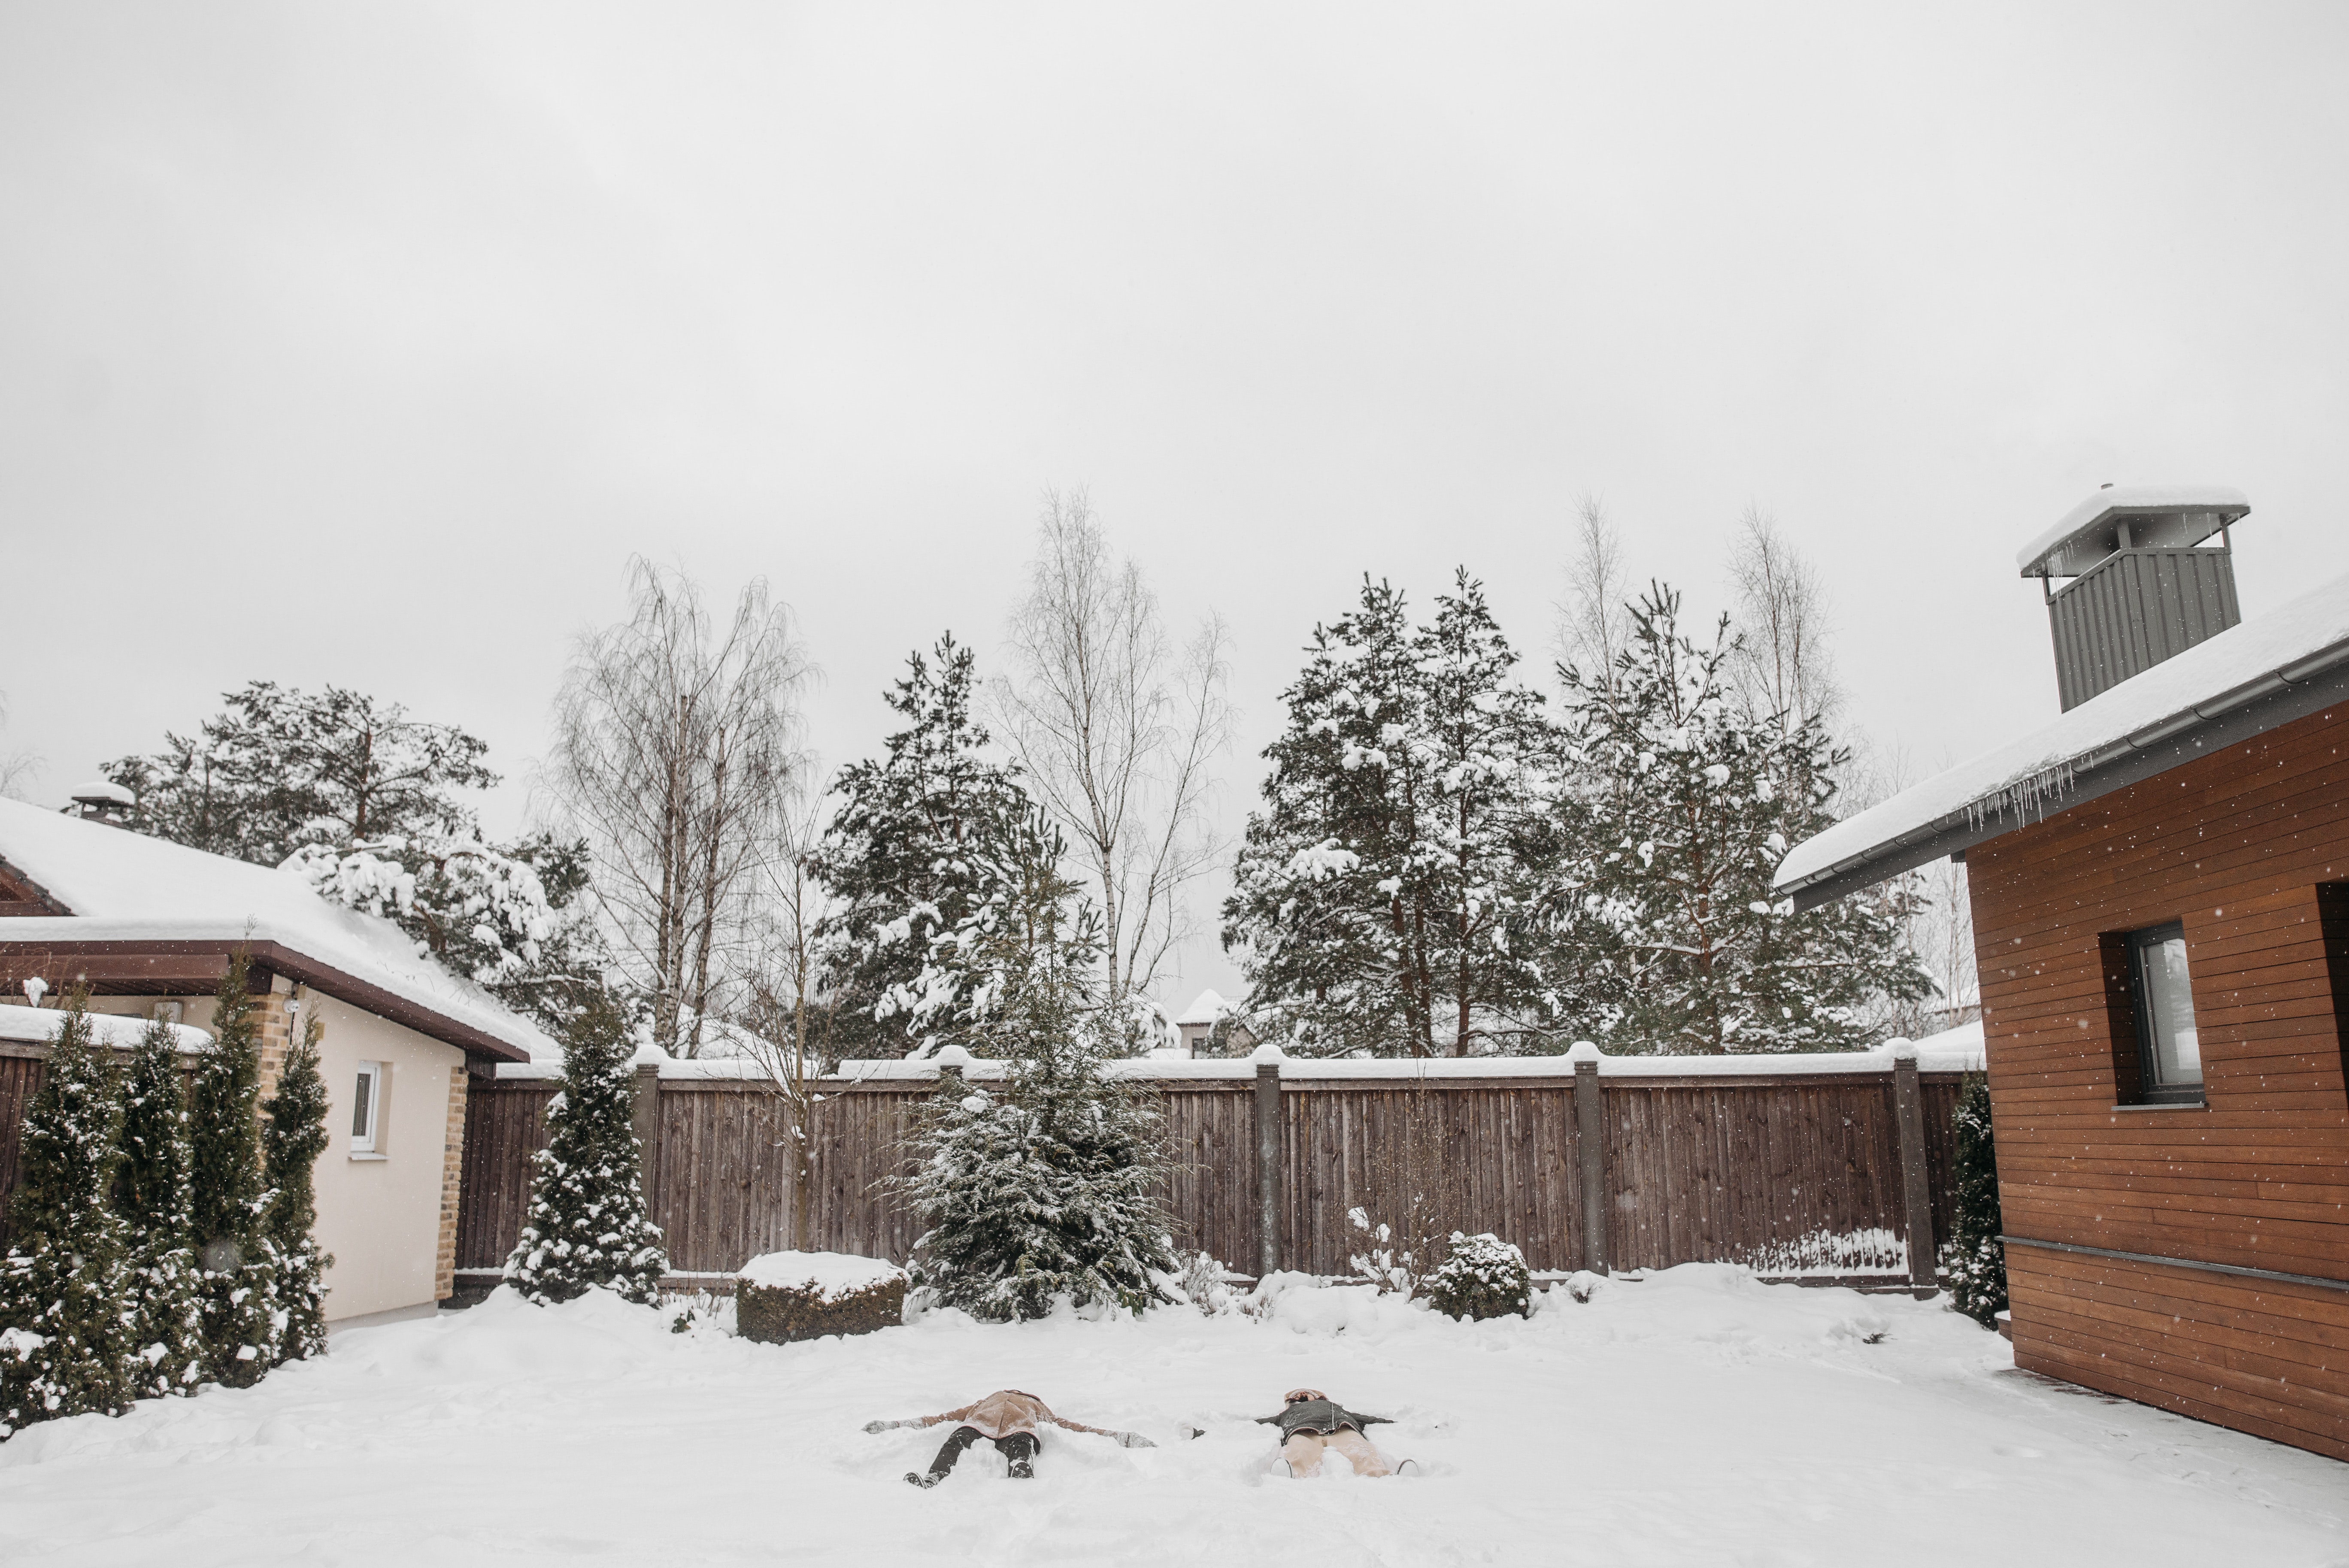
2125, 922, 2204, 1104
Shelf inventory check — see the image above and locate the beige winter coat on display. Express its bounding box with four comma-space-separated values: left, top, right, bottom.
919, 1390, 1117, 1442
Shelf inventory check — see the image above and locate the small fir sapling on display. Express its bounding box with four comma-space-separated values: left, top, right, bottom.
188, 951, 282, 1386
263, 1011, 333, 1362
505, 989, 667, 1305
1940, 1074, 2008, 1328
113, 1018, 204, 1399
0, 991, 135, 1436
1423, 1232, 1533, 1321
899, 863, 1179, 1320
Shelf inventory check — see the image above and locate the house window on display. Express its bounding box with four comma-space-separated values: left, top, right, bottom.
352, 1061, 385, 1153
2125, 923, 2203, 1104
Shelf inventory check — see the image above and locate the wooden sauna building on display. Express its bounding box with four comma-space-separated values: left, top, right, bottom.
1777, 486, 2348, 1462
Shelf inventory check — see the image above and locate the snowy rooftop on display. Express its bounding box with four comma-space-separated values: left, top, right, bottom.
2013, 483, 2249, 578
1173, 988, 1230, 1026
0, 1000, 212, 1052
1776, 566, 2349, 906
0, 798, 553, 1062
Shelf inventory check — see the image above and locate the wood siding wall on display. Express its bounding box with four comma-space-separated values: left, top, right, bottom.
453, 1069, 1962, 1283
1969, 701, 2349, 1462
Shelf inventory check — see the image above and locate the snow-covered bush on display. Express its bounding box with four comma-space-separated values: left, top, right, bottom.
264, 1012, 333, 1363
1423, 1232, 1532, 1321
1176, 1251, 1236, 1316
1940, 1074, 2007, 1328
0, 992, 134, 1436
114, 1018, 203, 1400
189, 954, 282, 1386
506, 989, 667, 1305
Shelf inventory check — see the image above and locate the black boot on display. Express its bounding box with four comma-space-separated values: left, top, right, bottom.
1001, 1431, 1039, 1479
905, 1471, 943, 1489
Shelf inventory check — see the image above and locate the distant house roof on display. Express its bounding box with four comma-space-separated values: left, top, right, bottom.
1173, 988, 1229, 1027
0, 798, 551, 1063
1775, 569, 2349, 910
0, 1000, 213, 1053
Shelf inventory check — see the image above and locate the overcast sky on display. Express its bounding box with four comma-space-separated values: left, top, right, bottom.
5, 3, 2346, 1004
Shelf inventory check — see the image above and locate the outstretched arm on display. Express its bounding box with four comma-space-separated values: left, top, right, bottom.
865, 1402, 976, 1435
1050, 1417, 1157, 1448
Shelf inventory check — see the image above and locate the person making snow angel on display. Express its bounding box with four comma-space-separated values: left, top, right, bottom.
1258, 1389, 1406, 1478
869, 1390, 1154, 1487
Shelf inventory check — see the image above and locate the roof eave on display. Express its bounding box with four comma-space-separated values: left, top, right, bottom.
0, 936, 536, 1063
1781, 648, 2349, 911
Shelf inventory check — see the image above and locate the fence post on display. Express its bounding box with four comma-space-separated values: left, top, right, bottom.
1568, 1041, 1608, 1275
632, 1054, 664, 1217
1253, 1045, 1283, 1278
1889, 1040, 1937, 1295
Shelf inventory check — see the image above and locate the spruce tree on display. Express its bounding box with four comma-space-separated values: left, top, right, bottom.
1557, 585, 1931, 1053
505, 989, 667, 1305
1224, 572, 1555, 1057
263, 1013, 333, 1362
901, 866, 1178, 1320
0, 991, 134, 1436
188, 952, 281, 1385
1941, 1074, 2008, 1328
114, 1018, 203, 1400
812, 635, 1038, 1058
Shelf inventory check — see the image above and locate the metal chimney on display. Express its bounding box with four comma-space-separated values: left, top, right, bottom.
2017, 484, 2251, 711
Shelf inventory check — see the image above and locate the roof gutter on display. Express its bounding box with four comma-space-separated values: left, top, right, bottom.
1781, 641, 2349, 911
0, 937, 536, 1064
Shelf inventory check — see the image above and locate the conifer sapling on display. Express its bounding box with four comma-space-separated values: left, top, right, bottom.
506, 989, 667, 1305
1940, 1073, 2008, 1328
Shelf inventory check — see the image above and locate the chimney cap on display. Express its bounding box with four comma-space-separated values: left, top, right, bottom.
2017, 485, 2249, 578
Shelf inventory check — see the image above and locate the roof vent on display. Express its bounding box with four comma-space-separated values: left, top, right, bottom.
62, 779, 137, 829
2017, 485, 2250, 711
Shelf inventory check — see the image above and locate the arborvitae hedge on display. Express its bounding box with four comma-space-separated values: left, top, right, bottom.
264, 1011, 333, 1363
188, 952, 281, 1384
0, 992, 134, 1435
114, 1018, 203, 1400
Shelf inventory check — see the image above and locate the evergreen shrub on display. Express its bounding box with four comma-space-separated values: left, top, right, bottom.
1940, 1073, 2007, 1328
188, 952, 281, 1385
264, 1011, 333, 1362
114, 1017, 203, 1399
1424, 1232, 1533, 1321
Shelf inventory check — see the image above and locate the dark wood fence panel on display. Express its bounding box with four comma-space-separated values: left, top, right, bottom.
456, 1078, 555, 1271
448, 1065, 1973, 1284
0, 1053, 39, 1250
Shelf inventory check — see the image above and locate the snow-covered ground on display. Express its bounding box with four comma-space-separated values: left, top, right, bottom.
3, 1267, 2342, 1567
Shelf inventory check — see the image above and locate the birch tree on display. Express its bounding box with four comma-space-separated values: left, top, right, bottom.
547, 560, 812, 1056
997, 491, 1231, 1037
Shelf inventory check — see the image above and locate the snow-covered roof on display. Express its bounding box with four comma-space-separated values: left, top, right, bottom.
0, 1001, 212, 1052
1173, 988, 1229, 1026
0, 798, 552, 1062
2013, 484, 2248, 578
1776, 567, 2349, 908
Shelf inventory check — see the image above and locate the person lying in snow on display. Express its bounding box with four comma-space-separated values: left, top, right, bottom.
1256, 1388, 1412, 1477
867, 1390, 1155, 1487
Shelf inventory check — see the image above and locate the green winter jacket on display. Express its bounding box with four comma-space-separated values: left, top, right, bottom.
1257, 1398, 1389, 1440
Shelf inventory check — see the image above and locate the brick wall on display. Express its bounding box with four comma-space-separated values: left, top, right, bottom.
437, 1064, 470, 1301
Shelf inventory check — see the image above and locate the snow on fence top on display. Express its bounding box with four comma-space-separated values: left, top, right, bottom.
0, 1002, 214, 1053
497, 1022, 1986, 1082
1775, 566, 2349, 902
0, 796, 555, 1062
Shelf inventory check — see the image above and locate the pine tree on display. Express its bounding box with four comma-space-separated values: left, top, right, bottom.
1941, 1074, 2008, 1328
505, 989, 667, 1305
1557, 585, 1931, 1053
812, 635, 1038, 1058
263, 1013, 333, 1363
901, 875, 1178, 1320
188, 953, 281, 1386
0, 992, 134, 1436
1225, 573, 1555, 1056
113, 1018, 203, 1401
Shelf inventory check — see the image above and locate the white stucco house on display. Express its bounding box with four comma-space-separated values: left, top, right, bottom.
0, 796, 553, 1329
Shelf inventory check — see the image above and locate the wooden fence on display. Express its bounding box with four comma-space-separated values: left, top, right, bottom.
454, 1050, 1971, 1288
